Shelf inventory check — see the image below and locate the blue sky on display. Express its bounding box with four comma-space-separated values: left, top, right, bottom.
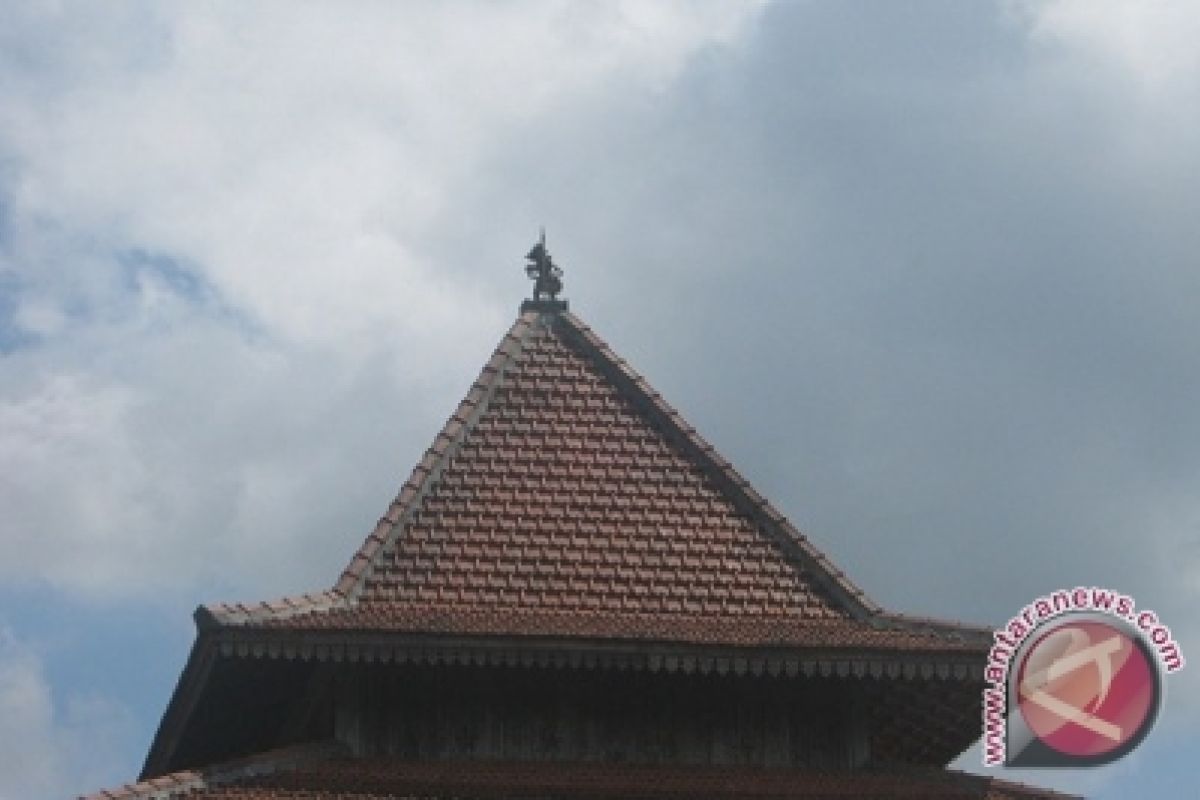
0, 2, 1197, 797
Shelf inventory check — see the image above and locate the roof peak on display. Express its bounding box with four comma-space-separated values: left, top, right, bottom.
322, 309, 884, 624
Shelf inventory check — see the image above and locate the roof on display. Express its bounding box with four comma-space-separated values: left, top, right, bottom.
200, 307, 991, 653
90, 743, 1080, 800
141, 303, 999, 779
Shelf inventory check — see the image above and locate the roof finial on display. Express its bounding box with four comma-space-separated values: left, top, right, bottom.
523, 228, 564, 305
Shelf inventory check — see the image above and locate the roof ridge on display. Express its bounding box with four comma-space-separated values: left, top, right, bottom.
555, 311, 882, 620
83, 740, 344, 800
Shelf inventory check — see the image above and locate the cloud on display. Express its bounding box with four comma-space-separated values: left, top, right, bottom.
452, 5, 1200, 778
2, 1, 766, 350
1, 3, 1197, 796
1020, 0, 1200, 92
0, 629, 56, 799
444, 0, 1200, 622
0, 626, 136, 800
0, 2, 768, 601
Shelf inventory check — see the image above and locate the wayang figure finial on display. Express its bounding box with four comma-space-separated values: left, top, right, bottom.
524, 228, 563, 302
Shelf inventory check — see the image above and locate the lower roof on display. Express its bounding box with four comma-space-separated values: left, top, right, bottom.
206, 603, 989, 653
88, 743, 1077, 800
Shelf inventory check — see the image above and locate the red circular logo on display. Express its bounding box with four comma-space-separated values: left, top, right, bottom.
1016, 618, 1157, 759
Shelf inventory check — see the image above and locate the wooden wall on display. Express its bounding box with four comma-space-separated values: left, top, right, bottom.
334, 663, 870, 769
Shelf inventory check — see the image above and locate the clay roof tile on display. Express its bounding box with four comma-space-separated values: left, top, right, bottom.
191, 309, 993, 656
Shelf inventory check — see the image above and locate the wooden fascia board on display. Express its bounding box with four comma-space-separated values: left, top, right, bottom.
202, 625, 988, 680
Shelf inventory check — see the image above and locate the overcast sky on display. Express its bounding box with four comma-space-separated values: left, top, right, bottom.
1, 2, 1197, 797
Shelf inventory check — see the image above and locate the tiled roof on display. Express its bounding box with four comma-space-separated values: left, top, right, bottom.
235, 606, 982, 651
88, 749, 1079, 800
203, 309, 990, 652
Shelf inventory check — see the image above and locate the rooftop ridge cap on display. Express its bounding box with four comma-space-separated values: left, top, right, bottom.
332, 310, 540, 602
555, 310, 882, 622
86, 740, 345, 800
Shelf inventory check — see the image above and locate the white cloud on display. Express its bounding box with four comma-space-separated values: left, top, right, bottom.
3, 1, 766, 351
0, 627, 136, 800
1020, 0, 1200, 91
0, 629, 56, 799
1, 3, 1197, 796
0, 373, 147, 595
0, 306, 475, 600
0, 2, 768, 600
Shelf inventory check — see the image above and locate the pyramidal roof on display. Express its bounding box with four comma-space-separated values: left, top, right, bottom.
140, 295, 1001, 781
198, 305, 987, 653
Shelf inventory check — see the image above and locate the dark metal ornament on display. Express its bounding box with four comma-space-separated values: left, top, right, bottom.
524, 229, 563, 301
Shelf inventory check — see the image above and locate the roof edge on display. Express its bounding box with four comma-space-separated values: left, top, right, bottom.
330, 310, 540, 601
198, 613, 993, 680
878, 611, 995, 645
139, 631, 218, 780
91, 741, 344, 800
99, 754, 1078, 800
555, 311, 884, 621
198, 590, 346, 629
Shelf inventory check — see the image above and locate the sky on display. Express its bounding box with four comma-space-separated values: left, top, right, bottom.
0, 1, 1197, 797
